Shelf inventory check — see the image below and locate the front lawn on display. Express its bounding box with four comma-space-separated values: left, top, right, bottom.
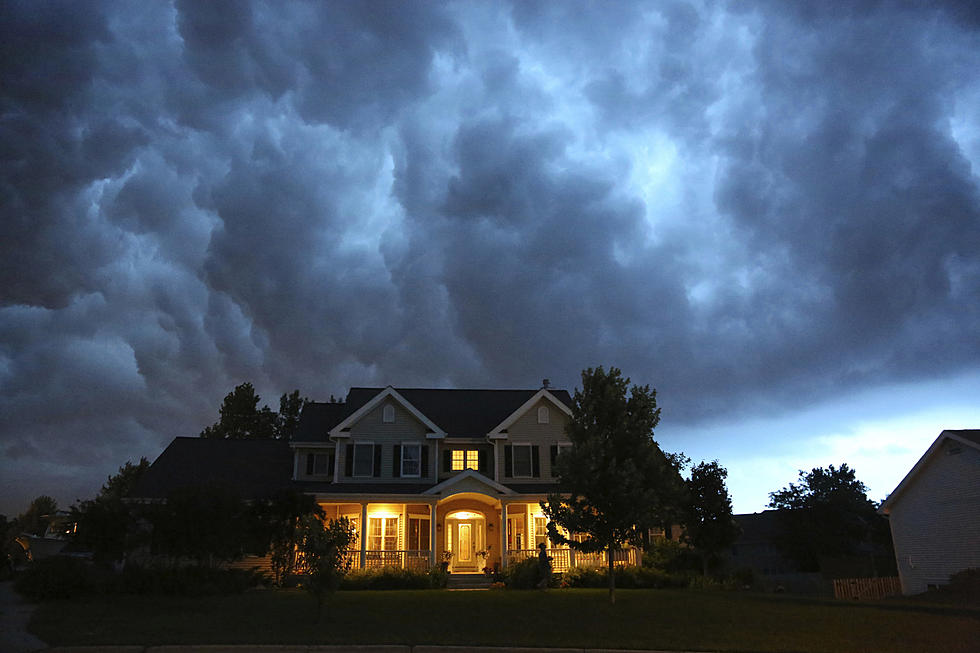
30, 588, 980, 653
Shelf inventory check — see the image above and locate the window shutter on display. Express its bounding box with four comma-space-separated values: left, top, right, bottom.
532, 446, 540, 478
345, 444, 354, 477
421, 445, 429, 478
393, 445, 402, 477
328, 452, 336, 480
550, 445, 558, 470
306, 453, 315, 476
504, 445, 513, 478
442, 449, 451, 473
373, 444, 382, 477
478, 449, 489, 475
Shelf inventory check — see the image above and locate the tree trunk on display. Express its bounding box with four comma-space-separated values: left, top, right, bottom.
608, 545, 616, 605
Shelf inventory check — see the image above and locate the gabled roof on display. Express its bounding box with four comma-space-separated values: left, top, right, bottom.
337, 387, 573, 437
422, 468, 515, 496
878, 429, 980, 515
486, 388, 574, 438
329, 387, 447, 438
131, 437, 294, 500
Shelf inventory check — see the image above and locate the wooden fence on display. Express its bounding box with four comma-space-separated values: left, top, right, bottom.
833, 576, 902, 600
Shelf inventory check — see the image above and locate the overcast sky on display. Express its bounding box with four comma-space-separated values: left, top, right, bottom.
2, 0, 979, 518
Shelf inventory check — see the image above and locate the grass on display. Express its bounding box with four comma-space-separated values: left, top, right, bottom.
30, 588, 980, 653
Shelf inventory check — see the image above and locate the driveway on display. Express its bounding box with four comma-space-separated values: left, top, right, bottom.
0, 580, 48, 653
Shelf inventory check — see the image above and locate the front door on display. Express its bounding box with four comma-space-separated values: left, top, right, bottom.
449, 520, 481, 572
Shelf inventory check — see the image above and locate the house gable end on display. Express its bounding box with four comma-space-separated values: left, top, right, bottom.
487, 389, 573, 439
329, 386, 446, 439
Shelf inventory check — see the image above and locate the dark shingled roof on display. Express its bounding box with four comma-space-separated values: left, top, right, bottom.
293, 387, 573, 442
131, 437, 294, 499
347, 387, 573, 436
945, 429, 980, 446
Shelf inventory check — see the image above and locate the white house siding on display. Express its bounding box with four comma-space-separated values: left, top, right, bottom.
337, 401, 434, 482
888, 440, 980, 595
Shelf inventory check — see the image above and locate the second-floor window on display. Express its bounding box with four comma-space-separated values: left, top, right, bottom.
383, 404, 395, 423
306, 452, 332, 476
451, 449, 479, 471
401, 443, 421, 477
512, 444, 533, 477
353, 443, 374, 477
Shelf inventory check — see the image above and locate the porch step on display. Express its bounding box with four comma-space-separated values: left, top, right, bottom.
447, 573, 493, 590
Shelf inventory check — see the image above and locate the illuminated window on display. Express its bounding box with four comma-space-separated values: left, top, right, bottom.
383, 404, 395, 423
537, 405, 550, 424
512, 444, 533, 477
534, 516, 548, 548
369, 516, 399, 551
451, 449, 479, 471
402, 443, 421, 477
353, 443, 374, 477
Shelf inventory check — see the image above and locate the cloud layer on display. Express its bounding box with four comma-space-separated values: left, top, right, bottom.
2, 0, 979, 513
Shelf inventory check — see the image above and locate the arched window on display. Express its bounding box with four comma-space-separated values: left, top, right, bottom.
537, 405, 550, 424
383, 404, 395, 423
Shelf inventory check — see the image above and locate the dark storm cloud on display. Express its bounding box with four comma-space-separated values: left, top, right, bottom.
1, 0, 979, 514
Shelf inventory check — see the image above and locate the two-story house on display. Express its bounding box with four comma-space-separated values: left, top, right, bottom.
134, 385, 639, 574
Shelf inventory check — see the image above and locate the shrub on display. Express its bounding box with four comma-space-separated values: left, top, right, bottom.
14, 556, 100, 600
339, 566, 447, 590
502, 557, 557, 589
115, 565, 263, 596
642, 538, 700, 573
560, 564, 688, 589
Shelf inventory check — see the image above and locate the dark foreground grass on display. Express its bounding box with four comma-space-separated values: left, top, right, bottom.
30, 588, 980, 653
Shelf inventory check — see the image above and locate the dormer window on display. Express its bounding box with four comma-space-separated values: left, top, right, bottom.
383, 404, 395, 423
537, 405, 550, 424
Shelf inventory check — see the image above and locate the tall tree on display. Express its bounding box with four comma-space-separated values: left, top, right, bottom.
16, 496, 58, 537
276, 390, 309, 440
249, 489, 323, 585
70, 458, 150, 565
681, 460, 740, 576
767, 463, 882, 572
201, 382, 308, 439
542, 366, 684, 604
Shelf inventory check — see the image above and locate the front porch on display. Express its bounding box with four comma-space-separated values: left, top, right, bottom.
319, 493, 640, 574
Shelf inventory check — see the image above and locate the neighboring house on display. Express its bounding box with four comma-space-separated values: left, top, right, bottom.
878, 429, 980, 595
728, 511, 799, 576
134, 385, 640, 574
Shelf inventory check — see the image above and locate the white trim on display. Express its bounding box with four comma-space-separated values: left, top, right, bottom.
329, 387, 447, 439
401, 441, 422, 478
487, 389, 572, 438
352, 441, 375, 478
879, 430, 980, 514
422, 468, 516, 496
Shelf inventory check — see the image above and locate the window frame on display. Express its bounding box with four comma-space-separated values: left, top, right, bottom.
401, 442, 422, 478
352, 442, 375, 477
511, 443, 533, 478
382, 404, 395, 423
311, 452, 331, 476
407, 515, 431, 551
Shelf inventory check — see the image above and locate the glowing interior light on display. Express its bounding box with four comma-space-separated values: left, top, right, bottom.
447, 511, 483, 520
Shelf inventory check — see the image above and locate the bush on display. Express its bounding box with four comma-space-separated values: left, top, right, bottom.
642, 539, 700, 573
339, 566, 447, 590
14, 556, 100, 600
502, 557, 557, 589
560, 564, 688, 589
115, 565, 263, 596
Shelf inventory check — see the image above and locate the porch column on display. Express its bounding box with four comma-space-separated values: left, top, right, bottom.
429, 502, 437, 567
359, 502, 368, 570
499, 499, 508, 569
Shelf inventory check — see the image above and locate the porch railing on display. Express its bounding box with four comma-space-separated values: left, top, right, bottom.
506, 547, 637, 571
344, 550, 431, 571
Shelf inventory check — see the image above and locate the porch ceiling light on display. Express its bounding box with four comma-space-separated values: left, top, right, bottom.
368, 510, 400, 519
447, 510, 483, 520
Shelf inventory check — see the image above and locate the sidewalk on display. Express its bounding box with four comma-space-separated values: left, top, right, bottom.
46, 644, 700, 653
